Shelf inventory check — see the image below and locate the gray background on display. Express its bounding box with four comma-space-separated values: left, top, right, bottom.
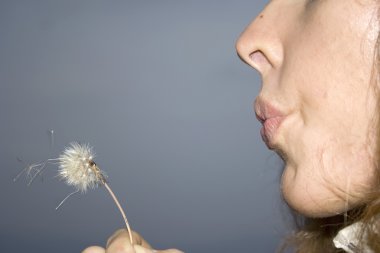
0, 1, 290, 252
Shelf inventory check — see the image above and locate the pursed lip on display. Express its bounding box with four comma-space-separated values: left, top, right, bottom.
254, 98, 286, 148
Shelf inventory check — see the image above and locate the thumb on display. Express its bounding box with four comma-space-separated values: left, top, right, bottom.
82, 246, 106, 253
133, 245, 155, 253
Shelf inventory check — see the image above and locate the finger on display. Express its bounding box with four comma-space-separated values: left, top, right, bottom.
82, 246, 106, 253
106, 231, 135, 253
133, 245, 155, 253
132, 230, 153, 248
106, 229, 125, 247
107, 229, 152, 249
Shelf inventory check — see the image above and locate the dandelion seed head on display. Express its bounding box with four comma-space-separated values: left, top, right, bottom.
16, 139, 133, 243
58, 142, 106, 192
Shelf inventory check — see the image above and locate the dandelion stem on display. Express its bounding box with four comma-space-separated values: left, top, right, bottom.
104, 182, 133, 245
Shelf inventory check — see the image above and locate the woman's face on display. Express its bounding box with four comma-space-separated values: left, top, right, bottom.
236, 0, 379, 217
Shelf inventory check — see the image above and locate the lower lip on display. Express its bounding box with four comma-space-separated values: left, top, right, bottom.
260, 116, 284, 148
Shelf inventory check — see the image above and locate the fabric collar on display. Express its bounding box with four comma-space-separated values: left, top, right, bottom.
333, 222, 373, 253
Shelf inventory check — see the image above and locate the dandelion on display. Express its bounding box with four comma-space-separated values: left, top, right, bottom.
15, 142, 134, 244
58, 142, 103, 193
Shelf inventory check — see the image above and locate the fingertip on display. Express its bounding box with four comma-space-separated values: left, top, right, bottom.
82, 245, 105, 253
106, 229, 128, 247
133, 245, 155, 253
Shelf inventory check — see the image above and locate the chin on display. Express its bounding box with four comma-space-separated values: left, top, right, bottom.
283, 195, 344, 218
280, 165, 350, 218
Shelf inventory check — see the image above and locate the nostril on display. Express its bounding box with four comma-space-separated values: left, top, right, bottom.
248, 50, 273, 74
250, 50, 272, 69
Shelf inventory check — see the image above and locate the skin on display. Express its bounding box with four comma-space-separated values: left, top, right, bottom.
236, 0, 379, 217
82, 230, 184, 253
84, 1, 380, 252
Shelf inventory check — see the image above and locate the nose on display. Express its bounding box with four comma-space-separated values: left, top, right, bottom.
236, 3, 284, 76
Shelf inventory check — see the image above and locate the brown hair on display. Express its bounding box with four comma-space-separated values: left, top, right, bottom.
279, 206, 379, 253
279, 8, 380, 253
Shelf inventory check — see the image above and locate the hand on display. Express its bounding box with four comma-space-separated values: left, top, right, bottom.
82, 229, 184, 253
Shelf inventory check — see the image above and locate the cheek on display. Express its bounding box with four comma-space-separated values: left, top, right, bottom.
274, 0, 380, 217
281, 134, 377, 217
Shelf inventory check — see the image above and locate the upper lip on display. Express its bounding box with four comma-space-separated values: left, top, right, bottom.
254, 98, 285, 123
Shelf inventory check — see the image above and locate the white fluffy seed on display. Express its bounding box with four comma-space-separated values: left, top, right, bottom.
58, 142, 106, 192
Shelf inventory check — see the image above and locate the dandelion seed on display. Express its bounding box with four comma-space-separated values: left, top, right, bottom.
48, 129, 54, 148
15, 142, 134, 244
14, 158, 59, 185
